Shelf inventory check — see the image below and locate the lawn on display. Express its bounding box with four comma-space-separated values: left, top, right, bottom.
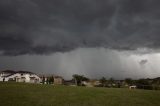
0, 82, 160, 106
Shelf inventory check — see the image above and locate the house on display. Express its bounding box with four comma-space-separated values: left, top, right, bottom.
54, 76, 63, 85
82, 80, 101, 87
0, 70, 41, 83
39, 75, 64, 85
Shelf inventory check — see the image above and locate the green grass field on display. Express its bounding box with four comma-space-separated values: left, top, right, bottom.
0, 82, 160, 106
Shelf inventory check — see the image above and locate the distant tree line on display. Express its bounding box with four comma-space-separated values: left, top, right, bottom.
72, 74, 160, 90
40, 74, 160, 90
102, 77, 160, 90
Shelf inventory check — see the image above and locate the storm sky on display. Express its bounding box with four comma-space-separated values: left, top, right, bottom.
0, 0, 160, 79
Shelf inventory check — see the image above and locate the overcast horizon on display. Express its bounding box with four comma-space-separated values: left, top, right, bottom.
0, 0, 160, 80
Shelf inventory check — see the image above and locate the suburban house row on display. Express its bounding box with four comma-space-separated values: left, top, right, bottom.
0, 70, 138, 88
0, 70, 63, 85
0, 70, 103, 87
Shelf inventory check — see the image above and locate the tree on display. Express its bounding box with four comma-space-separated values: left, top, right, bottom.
42, 76, 45, 84
72, 74, 89, 86
100, 77, 107, 87
3, 77, 5, 82
46, 77, 49, 84
49, 76, 54, 84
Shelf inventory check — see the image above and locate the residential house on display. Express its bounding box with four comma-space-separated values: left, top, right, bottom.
0, 70, 41, 83
54, 76, 63, 85
82, 80, 101, 87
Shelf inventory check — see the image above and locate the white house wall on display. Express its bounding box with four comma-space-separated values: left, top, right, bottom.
0, 73, 41, 83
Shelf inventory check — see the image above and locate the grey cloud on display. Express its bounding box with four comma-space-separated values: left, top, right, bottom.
0, 48, 160, 79
139, 59, 148, 65
0, 0, 160, 55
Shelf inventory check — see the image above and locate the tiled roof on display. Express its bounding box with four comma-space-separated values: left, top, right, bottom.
16, 71, 34, 74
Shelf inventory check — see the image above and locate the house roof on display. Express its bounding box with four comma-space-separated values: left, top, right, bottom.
1, 70, 37, 78
0, 70, 34, 74
0, 70, 16, 74
16, 71, 34, 74
4, 73, 16, 77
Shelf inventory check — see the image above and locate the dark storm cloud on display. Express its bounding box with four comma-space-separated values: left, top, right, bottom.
139, 59, 148, 65
0, 0, 160, 55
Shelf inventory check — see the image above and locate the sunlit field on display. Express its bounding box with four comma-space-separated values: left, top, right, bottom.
0, 82, 160, 106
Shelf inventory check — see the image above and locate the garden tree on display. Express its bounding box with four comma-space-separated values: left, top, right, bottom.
42, 76, 45, 84
3, 78, 5, 82
49, 76, 54, 84
72, 74, 89, 86
46, 77, 49, 84
100, 77, 107, 87
125, 78, 133, 86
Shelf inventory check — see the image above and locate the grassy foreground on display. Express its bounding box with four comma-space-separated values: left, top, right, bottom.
0, 82, 160, 106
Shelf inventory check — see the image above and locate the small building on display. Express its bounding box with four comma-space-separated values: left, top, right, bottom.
54, 76, 63, 85
82, 80, 101, 87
